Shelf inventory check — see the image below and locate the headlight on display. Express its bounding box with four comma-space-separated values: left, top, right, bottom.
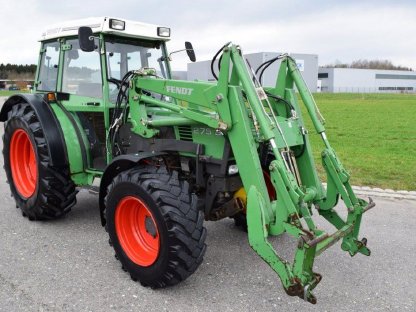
110, 19, 125, 30
157, 27, 171, 37
228, 164, 239, 175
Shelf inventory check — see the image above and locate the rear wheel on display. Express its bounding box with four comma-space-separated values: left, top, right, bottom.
2, 103, 77, 220
105, 165, 206, 287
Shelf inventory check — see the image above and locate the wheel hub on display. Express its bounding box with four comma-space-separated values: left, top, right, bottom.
145, 215, 157, 238
115, 196, 160, 266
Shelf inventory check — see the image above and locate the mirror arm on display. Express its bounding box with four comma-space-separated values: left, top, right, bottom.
165, 49, 194, 61
169, 48, 187, 57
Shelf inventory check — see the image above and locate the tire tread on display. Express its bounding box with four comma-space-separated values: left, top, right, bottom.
105, 165, 206, 288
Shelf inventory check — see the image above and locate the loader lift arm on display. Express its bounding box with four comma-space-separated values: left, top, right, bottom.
126, 44, 374, 303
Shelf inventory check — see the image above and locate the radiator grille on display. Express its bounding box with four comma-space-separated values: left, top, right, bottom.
178, 126, 193, 141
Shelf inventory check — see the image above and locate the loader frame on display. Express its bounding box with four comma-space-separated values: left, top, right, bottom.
126, 44, 374, 303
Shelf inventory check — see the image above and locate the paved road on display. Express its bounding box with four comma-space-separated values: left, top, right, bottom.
0, 96, 415, 311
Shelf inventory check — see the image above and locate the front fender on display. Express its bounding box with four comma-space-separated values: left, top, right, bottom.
98, 152, 164, 226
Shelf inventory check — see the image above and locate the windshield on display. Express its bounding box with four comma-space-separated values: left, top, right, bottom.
105, 38, 167, 101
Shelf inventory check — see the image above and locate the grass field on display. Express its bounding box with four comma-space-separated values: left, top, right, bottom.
302, 93, 416, 190
0, 90, 29, 96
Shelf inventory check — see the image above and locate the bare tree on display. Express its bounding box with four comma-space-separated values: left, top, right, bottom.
323, 59, 412, 71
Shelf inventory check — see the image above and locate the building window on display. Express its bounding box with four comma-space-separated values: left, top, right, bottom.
378, 87, 414, 91
375, 74, 416, 80
318, 73, 328, 78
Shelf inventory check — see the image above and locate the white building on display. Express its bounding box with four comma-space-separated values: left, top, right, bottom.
318, 68, 416, 93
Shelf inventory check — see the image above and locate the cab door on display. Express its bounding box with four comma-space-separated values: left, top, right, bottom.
59, 37, 108, 170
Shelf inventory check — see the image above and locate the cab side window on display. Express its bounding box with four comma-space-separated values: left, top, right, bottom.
37, 41, 60, 91
62, 39, 102, 98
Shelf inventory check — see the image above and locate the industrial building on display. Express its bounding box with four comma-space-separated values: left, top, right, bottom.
185, 52, 416, 94
187, 52, 318, 91
318, 68, 416, 93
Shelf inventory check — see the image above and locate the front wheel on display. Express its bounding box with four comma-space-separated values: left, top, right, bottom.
105, 165, 207, 287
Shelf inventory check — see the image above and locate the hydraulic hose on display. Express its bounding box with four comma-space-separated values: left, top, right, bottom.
255, 55, 284, 85
210, 42, 232, 80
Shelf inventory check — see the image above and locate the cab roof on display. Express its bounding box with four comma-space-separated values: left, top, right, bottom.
40, 17, 171, 42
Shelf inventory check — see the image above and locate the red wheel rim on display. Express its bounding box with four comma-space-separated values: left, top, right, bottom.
115, 196, 160, 266
10, 129, 38, 198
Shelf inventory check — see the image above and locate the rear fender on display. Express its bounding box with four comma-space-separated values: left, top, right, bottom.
0, 94, 68, 168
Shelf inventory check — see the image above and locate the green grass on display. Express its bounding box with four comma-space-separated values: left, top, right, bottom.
0, 90, 29, 96
301, 93, 416, 190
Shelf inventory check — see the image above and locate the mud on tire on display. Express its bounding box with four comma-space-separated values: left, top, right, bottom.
3, 103, 77, 220
105, 165, 207, 288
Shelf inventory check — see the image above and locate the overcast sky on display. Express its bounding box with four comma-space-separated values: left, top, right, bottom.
1, 0, 415, 70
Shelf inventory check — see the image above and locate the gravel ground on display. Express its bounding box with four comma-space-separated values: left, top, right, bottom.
0, 96, 415, 311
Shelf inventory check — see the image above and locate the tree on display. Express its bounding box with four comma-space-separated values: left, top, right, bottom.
323, 59, 412, 71
0, 63, 37, 80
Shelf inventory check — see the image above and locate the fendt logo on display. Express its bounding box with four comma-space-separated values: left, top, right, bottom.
166, 85, 193, 96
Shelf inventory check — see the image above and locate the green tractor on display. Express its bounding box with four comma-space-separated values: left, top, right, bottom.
0, 17, 374, 303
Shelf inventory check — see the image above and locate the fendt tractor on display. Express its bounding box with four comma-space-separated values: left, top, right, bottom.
1, 17, 375, 303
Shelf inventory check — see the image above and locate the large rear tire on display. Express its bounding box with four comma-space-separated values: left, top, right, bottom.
105, 165, 207, 288
2, 103, 77, 220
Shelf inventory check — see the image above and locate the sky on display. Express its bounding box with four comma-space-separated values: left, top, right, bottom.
0, 0, 415, 71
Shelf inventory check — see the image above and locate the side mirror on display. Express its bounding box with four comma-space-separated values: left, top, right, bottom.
78, 27, 95, 52
185, 42, 196, 62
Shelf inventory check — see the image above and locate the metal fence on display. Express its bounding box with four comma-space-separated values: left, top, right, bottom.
320, 86, 416, 94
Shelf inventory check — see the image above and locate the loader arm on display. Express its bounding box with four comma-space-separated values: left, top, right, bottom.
127, 44, 374, 303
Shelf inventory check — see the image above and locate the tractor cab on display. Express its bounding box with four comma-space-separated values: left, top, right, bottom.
36, 17, 172, 102
34, 17, 177, 170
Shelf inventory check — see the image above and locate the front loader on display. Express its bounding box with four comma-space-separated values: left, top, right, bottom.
0, 17, 374, 304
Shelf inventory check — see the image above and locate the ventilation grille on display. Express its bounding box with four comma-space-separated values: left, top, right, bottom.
178, 126, 193, 141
